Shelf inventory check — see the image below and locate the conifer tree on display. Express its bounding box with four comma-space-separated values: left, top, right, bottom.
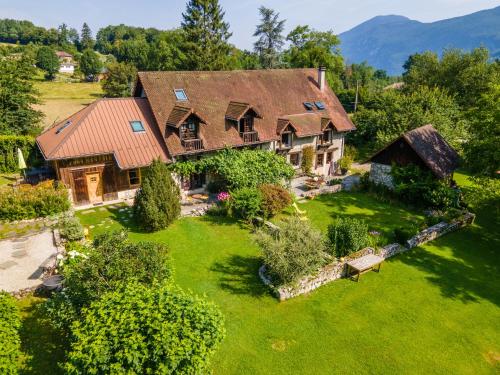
133, 159, 181, 232
254, 6, 286, 69
80, 22, 94, 50
181, 0, 232, 70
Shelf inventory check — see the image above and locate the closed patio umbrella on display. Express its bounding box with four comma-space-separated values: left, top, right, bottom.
17, 148, 26, 179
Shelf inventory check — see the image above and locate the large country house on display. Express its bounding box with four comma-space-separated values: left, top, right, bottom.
36, 68, 355, 206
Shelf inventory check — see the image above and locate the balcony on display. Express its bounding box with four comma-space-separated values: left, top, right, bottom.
182, 138, 203, 152
241, 131, 259, 143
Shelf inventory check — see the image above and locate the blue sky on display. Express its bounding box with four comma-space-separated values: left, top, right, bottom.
1, 0, 499, 49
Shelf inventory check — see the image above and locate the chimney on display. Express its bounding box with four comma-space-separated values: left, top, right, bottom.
318, 66, 326, 91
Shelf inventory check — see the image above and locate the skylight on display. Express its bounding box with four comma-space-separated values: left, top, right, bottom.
315, 101, 325, 110
303, 102, 314, 111
56, 121, 72, 134
130, 121, 145, 133
174, 89, 188, 101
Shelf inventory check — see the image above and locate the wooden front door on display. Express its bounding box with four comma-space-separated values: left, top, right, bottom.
86, 172, 103, 204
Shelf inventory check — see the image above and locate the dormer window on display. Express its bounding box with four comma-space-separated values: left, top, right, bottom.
239, 115, 254, 133
180, 118, 197, 140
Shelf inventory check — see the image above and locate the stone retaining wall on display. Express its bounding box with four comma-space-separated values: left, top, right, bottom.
260, 212, 475, 301
369, 163, 394, 189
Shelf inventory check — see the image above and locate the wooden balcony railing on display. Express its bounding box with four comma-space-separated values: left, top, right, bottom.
182, 138, 203, 152
241, 131, 259, 143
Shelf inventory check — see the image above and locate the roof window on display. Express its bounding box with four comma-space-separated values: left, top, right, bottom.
130, 120, 145, 133
303, 102, 314, 111
315, 101, 325, 110
174, 89, 188, 101
56, 121, 72, 134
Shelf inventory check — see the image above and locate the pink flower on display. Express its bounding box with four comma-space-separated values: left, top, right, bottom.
217, 192, 230, 202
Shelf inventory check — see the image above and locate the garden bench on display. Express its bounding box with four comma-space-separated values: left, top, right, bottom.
347, 254, 383, 282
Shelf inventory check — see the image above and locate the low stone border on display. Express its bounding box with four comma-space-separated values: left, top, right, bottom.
259, 212, 476, 301
300, 184, 342, 199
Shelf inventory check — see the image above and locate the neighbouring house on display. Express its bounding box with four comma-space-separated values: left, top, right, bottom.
59, 62, 75, 74
56, 51, 75, 74
368, 124, 459, 188
36, 67, 355, 206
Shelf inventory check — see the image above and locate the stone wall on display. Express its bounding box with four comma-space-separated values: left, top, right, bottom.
369, 163, 394, 189
260, 212, 475, 301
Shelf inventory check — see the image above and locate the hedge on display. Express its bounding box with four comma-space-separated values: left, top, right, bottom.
0, 135, 42, 173
0, 180, 70, 221
0, 292, 21, 375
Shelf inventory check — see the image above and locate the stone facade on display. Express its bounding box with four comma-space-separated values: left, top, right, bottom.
369, 163, 394, 189
259, 212, 475, 301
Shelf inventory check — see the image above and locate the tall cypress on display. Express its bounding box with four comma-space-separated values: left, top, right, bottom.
181, 0, 232, 70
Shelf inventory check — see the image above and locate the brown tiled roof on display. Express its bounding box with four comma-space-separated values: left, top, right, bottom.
369, 124, 459, 178
137, 68, 355, 156
36, 98, 170, 169
56, 51, 73, 58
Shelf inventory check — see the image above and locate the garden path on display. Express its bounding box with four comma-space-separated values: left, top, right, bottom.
0, 230, 57, 292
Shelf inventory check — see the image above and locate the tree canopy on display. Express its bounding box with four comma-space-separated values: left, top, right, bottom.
36, 46, 59, 80
79, 49, 103, 81
101, 61, 137, 97
0, 54, 43, 135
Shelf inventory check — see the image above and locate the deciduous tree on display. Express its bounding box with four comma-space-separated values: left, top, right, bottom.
36, 46, 59, 80
0, 54, 43, 135
79, 49, 102, 81
101, 61, 137, 97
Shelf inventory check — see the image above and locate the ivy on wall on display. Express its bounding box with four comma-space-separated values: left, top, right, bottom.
170, 148, 295, 189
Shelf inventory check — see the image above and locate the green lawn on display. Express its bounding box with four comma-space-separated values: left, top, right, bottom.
18, 175, 500, 374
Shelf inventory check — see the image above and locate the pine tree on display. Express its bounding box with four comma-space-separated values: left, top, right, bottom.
133, 160, 181, 232
80, 22, 94, 51
181, 0, 232, 70
254, 6, 286, 69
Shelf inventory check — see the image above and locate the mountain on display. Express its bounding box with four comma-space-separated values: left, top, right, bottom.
339, 6, 500, 75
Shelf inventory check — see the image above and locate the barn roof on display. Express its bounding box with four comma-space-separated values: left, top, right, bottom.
369, 124, 459, 178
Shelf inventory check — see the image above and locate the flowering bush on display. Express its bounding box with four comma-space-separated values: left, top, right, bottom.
217, 191, 230, 202
0, 180, 70, 221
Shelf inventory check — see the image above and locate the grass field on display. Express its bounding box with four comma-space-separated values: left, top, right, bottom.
34, 81, 102, 128
17, 173, 500, 374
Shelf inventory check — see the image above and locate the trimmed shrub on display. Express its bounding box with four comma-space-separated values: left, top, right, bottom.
0, 292, 21, 375
44, 231, 173, 334
393, 227, 419, 245
327, 217, 370, 257
59, 216, 85, 241
391, 164, 460, 209
256, 216, 330, 287
230, 187, 262, 221
134, 159, 181, 232
64, 282, 225, 375
0, 180, 70, 221
301, 145, 314, 174
258, 184, 292, 218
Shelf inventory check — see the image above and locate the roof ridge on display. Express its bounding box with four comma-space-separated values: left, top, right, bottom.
47, 100, 99, 158
138, 68, 315, 75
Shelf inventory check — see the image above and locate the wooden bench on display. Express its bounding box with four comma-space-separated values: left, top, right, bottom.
347, 254, 383, 282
